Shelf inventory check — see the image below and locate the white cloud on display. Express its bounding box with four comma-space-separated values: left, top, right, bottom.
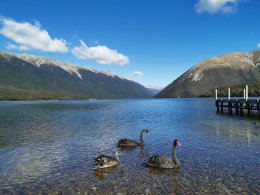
133, 71, 144, 78
195, 0, 239, 14
72, 40, 129, 66
0, 17, 68, 53
257, 43, 260, 48
6, 43, 27, 50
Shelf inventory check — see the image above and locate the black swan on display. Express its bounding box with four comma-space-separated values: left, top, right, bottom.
94, 151, 120, 169
147, 139, 181, 169
117, 129, 149, 147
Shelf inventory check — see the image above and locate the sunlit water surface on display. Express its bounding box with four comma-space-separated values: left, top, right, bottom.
0, 99, 259, 194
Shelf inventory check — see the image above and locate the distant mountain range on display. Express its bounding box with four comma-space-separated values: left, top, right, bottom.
156, 50, 260, 98
145, 85, 163, 95
0, 51, 152, 100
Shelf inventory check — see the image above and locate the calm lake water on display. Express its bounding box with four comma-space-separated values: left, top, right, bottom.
0, 98, 259, 194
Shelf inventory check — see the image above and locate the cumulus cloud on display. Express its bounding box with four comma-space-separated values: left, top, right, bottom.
257, 43, 260, 48
133, 71, 144, 78
0, 17, 68, 53
195, 0, 239, 14
72, 40, 129, 66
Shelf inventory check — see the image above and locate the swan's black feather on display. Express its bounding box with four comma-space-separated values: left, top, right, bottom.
118, 139, 139, 147
117, 129, 149, 147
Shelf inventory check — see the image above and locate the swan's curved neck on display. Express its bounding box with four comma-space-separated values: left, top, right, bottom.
172, 144, 181, 166
115, 152, 120, 162
140, 130, 146, 144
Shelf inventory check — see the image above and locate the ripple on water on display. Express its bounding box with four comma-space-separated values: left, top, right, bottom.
0, 99, 260, 194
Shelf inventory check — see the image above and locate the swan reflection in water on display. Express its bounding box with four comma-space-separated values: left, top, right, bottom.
117, 145, 146, 159
147, 166, 181, 193
93, 165, 120, 180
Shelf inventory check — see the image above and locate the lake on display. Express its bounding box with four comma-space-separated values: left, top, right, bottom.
0, 98, 259, 194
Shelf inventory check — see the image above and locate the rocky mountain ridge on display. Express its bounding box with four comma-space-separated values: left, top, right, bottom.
0, 51, 152, 100
156, 50, 260, 98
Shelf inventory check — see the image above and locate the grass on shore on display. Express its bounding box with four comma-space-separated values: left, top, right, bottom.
200, 80, 260, 98
0, 87, 84, 101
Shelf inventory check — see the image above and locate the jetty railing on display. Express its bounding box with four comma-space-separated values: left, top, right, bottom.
215, 85, 260, 116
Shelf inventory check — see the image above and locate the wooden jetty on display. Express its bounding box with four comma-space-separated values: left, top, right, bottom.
215, 85, 260, 116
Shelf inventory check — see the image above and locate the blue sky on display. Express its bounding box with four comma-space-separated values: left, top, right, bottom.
0, 0, 259, 88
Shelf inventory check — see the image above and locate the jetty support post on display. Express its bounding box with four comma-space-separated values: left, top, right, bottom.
257, 99, 260, 118
216, 101, 220, 113
245, 85, 251, 116
228, 88, 232, 114
240, 101, 244, 116
235, 100, 239, 115
221, 100, 224, 113
215, 89, 220, 113
246, 85, 248, 101
243, 88, 246, 107
248, 102, 251, 116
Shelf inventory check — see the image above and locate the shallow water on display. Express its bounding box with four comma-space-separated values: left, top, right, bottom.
0, 98, 259, 194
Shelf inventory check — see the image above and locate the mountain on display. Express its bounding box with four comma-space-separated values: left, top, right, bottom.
156, 50, 260, 98
0, 51, 152, 100
145, 85, 164, 95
